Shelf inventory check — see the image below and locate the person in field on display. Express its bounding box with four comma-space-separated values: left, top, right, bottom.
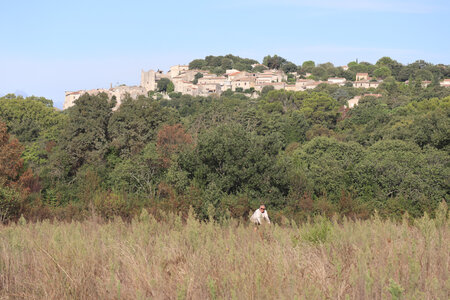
250, 204, 271, 228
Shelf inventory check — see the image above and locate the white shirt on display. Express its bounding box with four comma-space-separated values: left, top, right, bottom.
250, 209, 270, 225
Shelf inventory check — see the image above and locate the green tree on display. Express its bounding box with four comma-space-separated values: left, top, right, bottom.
157, 78, 173, 92
63, 93, 114, 170
189, 55, 258, 72
282, 62, 298, 73
177, 124, 289, 209
261, 85, 275, 95
312, 67, 328, 80
354, 140, 449, 216
282, 111, 310, 144
373, 66, 392, 79
109, 143, 164, 196
221, 58, 233, 70
252, 65, 268, 73
299, 92, 340, 127
167, 81, 175, 93
212, 66, 225, 75
263, 55, 287, 69
415, 69, 433, 81
193, 72, 204, 84
293, 137, 365, 202
0, 94, 64, 143
108, 97, 179, 157
302, 61, 315, 73
189, 59, 206, 69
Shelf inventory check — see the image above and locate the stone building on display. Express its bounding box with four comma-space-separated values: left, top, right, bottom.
64, 91, 84, 109
231, 78, 254, 91
347, 96, 361, 108
356, 73, 369, 81
168, 65, 189, 78
353, 80, 381, 89
440, 79, 450, 87
64, 85, 147, 111
198, 83, 221, 96
140, 69, 168, 91
327, 77, 347, 85
64, 61, 389, 110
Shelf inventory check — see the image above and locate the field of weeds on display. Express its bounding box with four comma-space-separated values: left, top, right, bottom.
0, 203, 448, 299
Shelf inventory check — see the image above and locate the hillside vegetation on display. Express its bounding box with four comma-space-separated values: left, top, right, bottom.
189, 54, 450, 80
0, 56, 449, 224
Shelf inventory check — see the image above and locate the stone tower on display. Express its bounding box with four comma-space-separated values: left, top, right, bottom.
140, 69, 157, 91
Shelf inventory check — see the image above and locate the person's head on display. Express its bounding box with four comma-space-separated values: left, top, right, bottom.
259, 205, 266, 213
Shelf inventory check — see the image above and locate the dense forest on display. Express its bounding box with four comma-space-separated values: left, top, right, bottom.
1, 56, 449, 223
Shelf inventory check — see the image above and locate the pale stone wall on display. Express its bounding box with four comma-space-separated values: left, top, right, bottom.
140, 70, 157, 91
356, 73, 369, 81
175, 81, 199, 96
353, 80, 382, 89
285, 84, 296, 91
197, 76, 227, 85
369, 81, 381, 88
198, 83, 221, 96
271, 82, 286, 90
109, 85, 147, 109
140, 70, 168, 91
440, 79, 450, 87
228, 71, 254, 81
225, 69, 239, 74
63, 86, 147, 110
348, 94, 382, 109
63, 91, 84, 109
353, 81, 370, 88
347, 96, 361, 108
263, 69, 286, 82
169, 65, 189, 78
295, 79, 316, 91
305, 82, 322, 90
255, 75, 273, 84
254, 82, 286, 92
231, 79, 253, 91
327, 77, 346, 85
221, 81, 232, 92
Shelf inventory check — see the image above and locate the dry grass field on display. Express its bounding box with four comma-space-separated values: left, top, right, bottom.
0, 203, 448, 299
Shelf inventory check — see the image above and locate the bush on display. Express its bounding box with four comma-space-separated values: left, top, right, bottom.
301, 215, 333, 244
93, 191, 139, 221
0, 186, 23, 223
261, 85, 275, 95
168, 92, 181, 99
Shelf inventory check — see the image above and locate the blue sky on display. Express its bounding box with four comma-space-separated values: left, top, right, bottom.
1, 0, 449, 108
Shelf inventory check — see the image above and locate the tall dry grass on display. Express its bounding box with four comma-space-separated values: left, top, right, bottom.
0, 203, 448, 299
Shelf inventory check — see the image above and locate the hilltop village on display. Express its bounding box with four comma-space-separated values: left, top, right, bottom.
64, 60, 450, 110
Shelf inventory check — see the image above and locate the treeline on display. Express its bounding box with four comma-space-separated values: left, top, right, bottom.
189, 54, 450, 82
0, 74, 449, 223
188, 54, 259, 74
